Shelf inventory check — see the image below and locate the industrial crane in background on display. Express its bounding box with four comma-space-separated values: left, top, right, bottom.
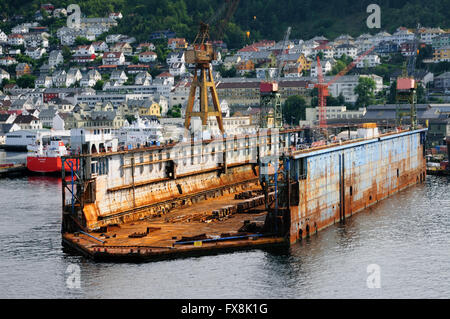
395, 24, 421, 129
315, 45, 376, 130
184, 0, 240, 134
259, 26, 291, 128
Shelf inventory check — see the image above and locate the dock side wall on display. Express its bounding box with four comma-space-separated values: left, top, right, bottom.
289, 129, 427, 243
78, 131, 284, 231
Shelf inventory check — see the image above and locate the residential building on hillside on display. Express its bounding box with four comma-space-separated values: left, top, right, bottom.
310, 59, 333, 77
168, 38, 188, 50
102, 51, 125, 65
432, 33, 450, 48
433, 47, 450, 62
138, 51, 157, 63
48, 50, 63, 68
13, 114, 42, 130
15, 63, 32, 77
434, 72, 450, 90
7, 34, 24, 46
356, 54, 381, 68
419, 27, 446, 45
304, 106, 366, 126
334, 43, 358, 59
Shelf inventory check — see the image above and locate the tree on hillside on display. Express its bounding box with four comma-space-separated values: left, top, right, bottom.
388, 81, 397, 104
62, 46, 72, 64
282, 95, 307, 125
354, 77, 376, 108
16, 74, 36, 88
75, 37, 92, 46
93, 80, 104, 91
167, 104, 182, 118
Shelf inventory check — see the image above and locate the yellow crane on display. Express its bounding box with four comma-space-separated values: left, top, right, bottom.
184, 0, 240, 134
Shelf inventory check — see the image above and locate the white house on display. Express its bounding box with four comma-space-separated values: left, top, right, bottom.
326, 74, 382, 103
35, 75, 53, 88
335, 43, 358, 59
48, 50, 63, 68
7, 34, 24, 46
13, 114, 42, 130
106, 34, 122, 44
0, 56, 18, 66
0, 31, 7, 43
310, 59, 333, 77
52, 113, 69, 130
74, 45, 95, 56
80, 69, 101, 87
138, 51, 157, 63
136, 43, 156, 52
419, 27, 446, 45
11, 24, 29, 34
24, 32, 49, 48
102, 51, 125, 65
169, 62, 186, 76
67, 68, 82, 85
92, 41, 108, 52
391, 27, 414, 45
356, 54, 381, 68
166, 51, 185, 65
110, 70, 128, 84
134, 72, 152, 85
312, 44, 335, 59
109, 12, 123, 20
52, 70, 67, 87
25, 47, 46, 60
0, 69, 10, 81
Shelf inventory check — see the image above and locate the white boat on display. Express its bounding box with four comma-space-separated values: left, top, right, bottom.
70, 127, 118, 154
4, 130, 69, 151
116, 116, 164, 148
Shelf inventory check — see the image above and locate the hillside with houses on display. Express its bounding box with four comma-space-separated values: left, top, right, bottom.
0, 3, 449, 147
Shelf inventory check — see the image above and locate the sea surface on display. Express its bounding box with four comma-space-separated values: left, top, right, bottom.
1, 149, 449, 298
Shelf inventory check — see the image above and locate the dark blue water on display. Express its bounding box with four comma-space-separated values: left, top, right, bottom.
1, 149, 449, 298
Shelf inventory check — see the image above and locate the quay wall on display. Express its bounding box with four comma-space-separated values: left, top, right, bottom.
288, 129, 427, 243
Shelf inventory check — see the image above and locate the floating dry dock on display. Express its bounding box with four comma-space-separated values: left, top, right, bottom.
61, 127, 427, 261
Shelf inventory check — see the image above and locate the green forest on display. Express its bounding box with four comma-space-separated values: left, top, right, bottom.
1, 0, 449, 48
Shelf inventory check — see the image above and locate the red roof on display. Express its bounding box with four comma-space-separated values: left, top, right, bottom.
103, 52, 123, 58
127, 64, 150, 68
239, 45, 259, 53
252, 40, 275, 48
98, 64, 118, 69
8, 34, 23, 38
138, 42, 154, 48
157, 72, 173, 78
168, 38, 187, 44
139, 51, 157, 56
314, 44, 332, 50
76, 45, 93, 50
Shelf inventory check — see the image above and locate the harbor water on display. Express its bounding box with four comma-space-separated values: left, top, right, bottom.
0, 150, 449, 298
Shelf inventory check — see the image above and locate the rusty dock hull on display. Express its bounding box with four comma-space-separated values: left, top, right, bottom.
61, 128, 427, 261
287, 129, 427, 242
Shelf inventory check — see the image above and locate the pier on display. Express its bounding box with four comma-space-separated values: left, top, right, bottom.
0, 163, 27, 178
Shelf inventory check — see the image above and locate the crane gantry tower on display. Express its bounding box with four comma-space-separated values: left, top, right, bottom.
184, 0, 240, 134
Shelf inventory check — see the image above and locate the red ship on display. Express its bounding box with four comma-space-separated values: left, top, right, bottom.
27, 139, 77, 173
